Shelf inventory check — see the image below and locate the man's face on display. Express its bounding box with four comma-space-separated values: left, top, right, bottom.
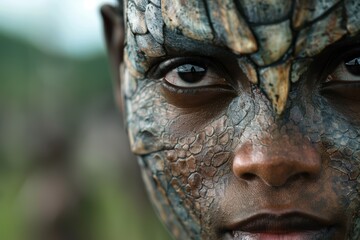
108, 0, 360, 239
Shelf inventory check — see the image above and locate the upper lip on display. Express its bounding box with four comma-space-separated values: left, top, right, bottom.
224, 211, 334, 234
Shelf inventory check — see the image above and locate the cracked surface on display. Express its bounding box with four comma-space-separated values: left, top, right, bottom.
116, 0, 360, 239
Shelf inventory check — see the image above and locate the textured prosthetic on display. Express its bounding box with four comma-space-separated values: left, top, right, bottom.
118, 0, 360, 239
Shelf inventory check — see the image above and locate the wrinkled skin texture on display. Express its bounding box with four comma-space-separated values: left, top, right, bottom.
102, 0, 360, 239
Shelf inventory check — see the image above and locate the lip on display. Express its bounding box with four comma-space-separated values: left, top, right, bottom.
223, 211, 336, 240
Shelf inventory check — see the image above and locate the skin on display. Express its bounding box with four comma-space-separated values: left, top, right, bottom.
101, 1, 360, 239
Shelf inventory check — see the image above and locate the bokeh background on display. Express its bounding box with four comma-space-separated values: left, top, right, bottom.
0, 1, 170, 239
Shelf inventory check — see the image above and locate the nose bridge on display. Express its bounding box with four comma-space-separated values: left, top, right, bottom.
232, 130, 321, 187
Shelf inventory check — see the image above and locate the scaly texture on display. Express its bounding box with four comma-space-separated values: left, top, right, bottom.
120, 0, 360, 239
237, 0, 292, 24
161, 0, 213, 41
207, 0, 257, 54
250, 20, 293, 66
292, 0, 341, 29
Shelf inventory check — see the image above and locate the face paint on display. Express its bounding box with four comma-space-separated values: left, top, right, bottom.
118, 0, 360, 239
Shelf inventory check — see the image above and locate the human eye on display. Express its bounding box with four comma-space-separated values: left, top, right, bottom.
163, 61, 230, 88
325, 56, 360, 82
159, 57, 233, 89
321, 49, 360, 101
151, 57, 236, 108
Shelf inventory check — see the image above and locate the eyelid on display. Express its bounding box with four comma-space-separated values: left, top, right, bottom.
320, 48, 360, 101
164, 65, 229, 88
147, 56, 237, 90
319, 46, 360, 83
155, 57, 238, 108
150, 56, 233, 83
326, 62, 360, 82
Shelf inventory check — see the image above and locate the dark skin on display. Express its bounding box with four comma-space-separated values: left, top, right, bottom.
102, 1, 360, 239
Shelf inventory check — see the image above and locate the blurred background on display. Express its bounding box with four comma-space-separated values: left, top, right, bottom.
0, 0, 170, 239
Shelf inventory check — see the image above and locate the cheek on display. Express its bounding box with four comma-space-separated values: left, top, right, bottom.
124, 79, 253, 235
316, 98, 360, 201
299, 95, 360, 194
155, 94, 255, 210
307, 96, 360, 237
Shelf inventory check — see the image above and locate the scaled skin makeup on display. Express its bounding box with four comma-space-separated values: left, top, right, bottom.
101, 0, 360, 239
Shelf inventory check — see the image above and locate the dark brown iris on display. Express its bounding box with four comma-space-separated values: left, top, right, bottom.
345, 57, 360, 75
176, 64, 207, 83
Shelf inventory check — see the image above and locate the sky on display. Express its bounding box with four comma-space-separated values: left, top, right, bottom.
0, 0, 117, 57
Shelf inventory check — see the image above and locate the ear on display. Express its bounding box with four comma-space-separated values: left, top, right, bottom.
100, 4, 125, 108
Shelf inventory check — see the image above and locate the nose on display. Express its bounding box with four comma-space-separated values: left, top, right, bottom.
232, 139, 321, 187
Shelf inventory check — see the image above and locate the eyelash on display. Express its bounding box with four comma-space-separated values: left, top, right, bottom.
150, 56, 235, 89
316, 45, 358, 81
326, 60, 359, 82
151, 57, 214, 78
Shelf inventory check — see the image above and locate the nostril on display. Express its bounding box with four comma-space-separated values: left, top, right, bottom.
241, 173, 257, 181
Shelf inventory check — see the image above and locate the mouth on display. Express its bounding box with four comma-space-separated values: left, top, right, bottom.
223, 212, 337, 240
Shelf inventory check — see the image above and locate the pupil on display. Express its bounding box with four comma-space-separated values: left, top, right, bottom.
176, 64, 207, 83
345, 57, 360, 75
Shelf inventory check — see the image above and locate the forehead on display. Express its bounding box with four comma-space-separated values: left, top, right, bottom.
126, 0, 359, 55
124, 0, 360, 113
